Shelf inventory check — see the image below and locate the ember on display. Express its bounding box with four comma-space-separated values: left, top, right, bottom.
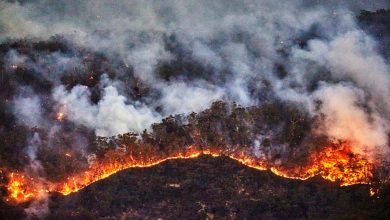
56, 112, 64, 121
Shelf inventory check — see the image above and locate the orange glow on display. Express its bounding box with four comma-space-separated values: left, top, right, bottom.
269, 146, 372, 186
4, 143, 373, 204
6, 173, 35, 202
5, 172, 48, 203
370, 187, 378, 197
56, 112, 64, 121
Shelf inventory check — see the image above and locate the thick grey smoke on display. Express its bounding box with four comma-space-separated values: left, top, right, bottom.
52, 83, 161, 136
293, 30, 390, 114
290, 30, 390, 159
1, 0, 389, 160
313, 83, 389, 159
13, 94, 43, 128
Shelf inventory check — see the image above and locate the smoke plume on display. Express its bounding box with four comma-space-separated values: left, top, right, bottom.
0, 0, 389, 213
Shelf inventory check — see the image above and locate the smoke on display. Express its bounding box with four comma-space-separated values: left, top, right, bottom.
313, 83, 389, 159
159, 81, 224, 115
13, 94, 43, 128
5, 49, 82, 85
52, 83, 160, 137
293, 30, 390, 114
290, 30, 390, 159
24, 132, 44, 175
24, 193, 49, 219
0, 1, 389, 209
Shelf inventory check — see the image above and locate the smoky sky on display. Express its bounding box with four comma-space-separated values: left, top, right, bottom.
0, 1, 389, 217
0, 0, 388, 170
0, 0, 389, 151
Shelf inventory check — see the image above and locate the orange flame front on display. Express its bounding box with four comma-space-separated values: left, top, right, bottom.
3, 143, 373, 204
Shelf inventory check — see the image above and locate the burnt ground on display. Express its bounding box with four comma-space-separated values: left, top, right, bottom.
35, 155, 389, 220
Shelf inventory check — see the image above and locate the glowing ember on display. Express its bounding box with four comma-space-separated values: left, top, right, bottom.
56, 112, 64, 121
4, 144, 373, 204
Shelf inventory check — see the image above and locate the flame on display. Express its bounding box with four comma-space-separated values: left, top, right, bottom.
56, 112, 64, 121
370, 188, 379, 197
6, 173, 35, 202
4, 143, 373, 204
5, 173, 49, 203
270, 146, 372, 186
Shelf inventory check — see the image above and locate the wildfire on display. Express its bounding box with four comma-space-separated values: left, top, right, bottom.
5, 173, 48, 203
6, 173, 35, 202
270, 146, 372, 186
4, 144, 374, 204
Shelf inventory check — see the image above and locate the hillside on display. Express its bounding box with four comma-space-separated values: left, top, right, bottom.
0, 5, 389, 220
44, 155, 389, 219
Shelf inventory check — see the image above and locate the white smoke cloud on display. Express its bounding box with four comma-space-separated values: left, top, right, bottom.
23, 132, 46, 178
5, 49, 83, 84
125, 41, 173, 84
52, 84, 161, 137
192, 41, 223, 70
13, 95, 43, 127
24, 194, 49, 219
313, 83, 389, 159
1, 0, 389, 160
293, 31, 390, 115
159, 81, 224, 115
94, 86, 160, 136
